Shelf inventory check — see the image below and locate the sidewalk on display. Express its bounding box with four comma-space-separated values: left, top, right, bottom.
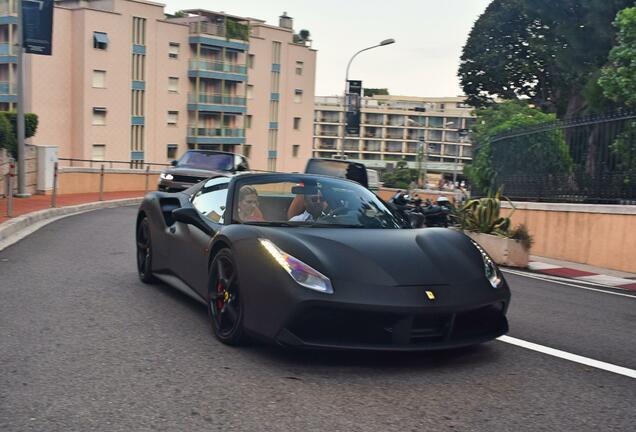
0, 191, 146, 224
528, 255, 636, 291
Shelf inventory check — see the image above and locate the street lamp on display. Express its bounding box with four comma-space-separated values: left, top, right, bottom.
341, 38, 396, 158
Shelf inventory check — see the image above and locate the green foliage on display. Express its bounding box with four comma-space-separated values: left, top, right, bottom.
455, 190, 515, 236
459, 0, 634, 117
381, 160, 419, 189
364, 88, 389, 97
293, 29, 311, 45
0, 112, 38, 157
225, 19, 249, 41
509, 224, 534, 250
608, 120, 636, 183
599, 5, 636, 107
465, 101, 573, 192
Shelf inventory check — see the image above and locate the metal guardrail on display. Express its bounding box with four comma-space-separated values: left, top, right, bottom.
188, 60, 247, 75
188, 93, 246, 106
58, 158, 170, 169
187, 127, 245, 138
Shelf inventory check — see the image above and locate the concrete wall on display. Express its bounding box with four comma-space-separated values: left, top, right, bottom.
505, 202, 636, 273
57, 168, 160, 194
0, 146, 37, 197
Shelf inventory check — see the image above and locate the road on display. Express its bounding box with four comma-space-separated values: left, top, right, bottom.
1, 206, 634, 431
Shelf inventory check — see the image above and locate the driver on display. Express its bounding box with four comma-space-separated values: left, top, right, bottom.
289, 190, 327, 222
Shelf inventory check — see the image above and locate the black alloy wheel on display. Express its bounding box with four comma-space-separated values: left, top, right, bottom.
208, 248, 245, 345
136, 217, 157, 283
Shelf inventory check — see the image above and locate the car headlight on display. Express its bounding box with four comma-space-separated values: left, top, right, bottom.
259, 239, 334, 294
159, 173, 174, 181
471, 240, 502, 288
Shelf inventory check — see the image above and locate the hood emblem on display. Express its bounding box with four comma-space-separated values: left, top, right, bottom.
425, 290, 435, 300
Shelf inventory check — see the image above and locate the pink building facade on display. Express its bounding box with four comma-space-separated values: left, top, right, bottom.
0, 0, 316, 172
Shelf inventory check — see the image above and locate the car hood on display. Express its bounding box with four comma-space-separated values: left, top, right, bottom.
164, 167, 230, 178
257, 227, 484, 287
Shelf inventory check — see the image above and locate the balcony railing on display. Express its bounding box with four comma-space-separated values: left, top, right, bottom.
0, 1, 17, 16
385, 144, 403, 152
318, 130, 339, 137
344, 143, 359, 151
319, 117, 340, 123
189, 21, 249, 41
0, 43, 15, 56
189, 93, 246, 106
0, 81, 16, 95
385, 133, 404, 139
363, 143, 381, 152
188, 127, 244, 138
318, 143, 337, 150
189, 60, 247, 75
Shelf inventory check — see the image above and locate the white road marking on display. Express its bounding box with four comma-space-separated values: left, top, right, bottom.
498, 336, 636, 380
502, 268, 636, 299
576, 274, 636, 287
527, 261, 561, 271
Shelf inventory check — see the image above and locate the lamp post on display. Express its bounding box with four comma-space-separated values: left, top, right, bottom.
341, 38, 395, 158
407, 118, 426, 188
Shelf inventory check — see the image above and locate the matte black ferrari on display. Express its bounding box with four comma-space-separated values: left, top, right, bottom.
135, 172, 510, 350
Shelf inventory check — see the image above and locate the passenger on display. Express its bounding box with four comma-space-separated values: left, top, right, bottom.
237, 185, 265, 222
289, 191, 326, 222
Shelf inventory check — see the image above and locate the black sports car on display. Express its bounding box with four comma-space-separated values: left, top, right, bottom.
136, 172, 510, 350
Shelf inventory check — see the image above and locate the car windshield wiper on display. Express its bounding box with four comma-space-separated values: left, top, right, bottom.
242, 221, 297, 227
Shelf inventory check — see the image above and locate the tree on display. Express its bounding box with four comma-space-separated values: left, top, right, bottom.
0, 112, 39, 157
465, 101, 572, 192
363, 88, 389, 97
381, 160, 419, 189
599, 5, 636, 107
294, 29, 311, 45
459, 0, 634, 118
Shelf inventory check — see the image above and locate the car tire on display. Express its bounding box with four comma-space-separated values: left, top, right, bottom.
207, 248, 246, 346
136, 217, 157, 284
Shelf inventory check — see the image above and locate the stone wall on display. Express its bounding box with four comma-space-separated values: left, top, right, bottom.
0, 146, 38, 197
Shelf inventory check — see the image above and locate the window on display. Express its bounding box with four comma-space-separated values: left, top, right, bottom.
92, 107, 107, 125
292, 144, 300, 157
245, 115, 252, 129
270, 71, 280, 92
92, 144, 105, 161
294, 89, 303, 103
246, 85, 254, 100
167, 144, 178, 160
92, 70, 106, 88
167, 111, 178, 125
293, 117, 301, 130
269, 101, 279, 122
168, 42, 179, 59
295, 61, 304, 75
192, 177, 230, 223
132, 53, 145, 81
132, 89, 144, 116
247, 54, 255, 69
168, 77, 179, 93
93, 32, 108, 50
243, 144, 252, 158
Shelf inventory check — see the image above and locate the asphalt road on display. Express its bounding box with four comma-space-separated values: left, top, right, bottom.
1, 206, 635, 432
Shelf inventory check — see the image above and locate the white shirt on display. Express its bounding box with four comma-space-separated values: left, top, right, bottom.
289, 210, 314, 222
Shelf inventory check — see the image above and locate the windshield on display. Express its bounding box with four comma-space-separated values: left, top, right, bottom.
234, 176, 403, 229
176, 151, 235, 171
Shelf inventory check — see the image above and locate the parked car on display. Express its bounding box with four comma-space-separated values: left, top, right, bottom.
158, 150, 249, 192
304, 157, 369, 188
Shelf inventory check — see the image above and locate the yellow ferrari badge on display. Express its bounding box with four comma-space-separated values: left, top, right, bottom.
425, 291, 435, 300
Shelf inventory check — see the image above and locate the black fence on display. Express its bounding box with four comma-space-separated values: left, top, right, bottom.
479, 111, 636, 204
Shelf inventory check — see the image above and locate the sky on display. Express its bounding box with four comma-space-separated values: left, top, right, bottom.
163, 0, 491, 98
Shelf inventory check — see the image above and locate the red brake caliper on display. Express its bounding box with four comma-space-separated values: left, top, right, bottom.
216, 281, 224, 311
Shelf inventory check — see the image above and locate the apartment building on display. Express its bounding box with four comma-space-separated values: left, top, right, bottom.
0, 0, 316, 172
314, 95, 476, 176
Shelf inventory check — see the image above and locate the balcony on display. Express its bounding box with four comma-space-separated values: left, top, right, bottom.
385, 143, 403, 153
0, 42, 15, 56
0, 81, 15, 95
344, 141, 359, 151
364, 117, 384, 125
406, 143, 419, 153
189, 21, 249, 41
0, 0, 17, 16
189, 127, 244, 138
319, 116, 340, 123
317, 129, 339, 137
318, 143, 337, 150
364, 131, 381, 138
189, 93, 246, 106
363, 141, 381, 152
189, 60, 246, 75
385, 129, 404, 140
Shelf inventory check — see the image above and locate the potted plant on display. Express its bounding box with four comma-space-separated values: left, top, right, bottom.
454, 191, 532, 268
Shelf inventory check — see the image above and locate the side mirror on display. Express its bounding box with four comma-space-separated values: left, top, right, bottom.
172, 207, 214, 235
171, 160, 178, 166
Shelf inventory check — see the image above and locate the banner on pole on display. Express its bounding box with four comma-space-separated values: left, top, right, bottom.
22, 0, 54, 56
345, 80, 362, 135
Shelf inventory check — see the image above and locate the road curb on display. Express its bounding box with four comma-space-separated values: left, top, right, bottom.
528, 261, 636, 291
0, 197, 142, 250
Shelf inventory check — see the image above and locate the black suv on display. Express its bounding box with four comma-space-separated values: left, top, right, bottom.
158, 150, 249, 192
